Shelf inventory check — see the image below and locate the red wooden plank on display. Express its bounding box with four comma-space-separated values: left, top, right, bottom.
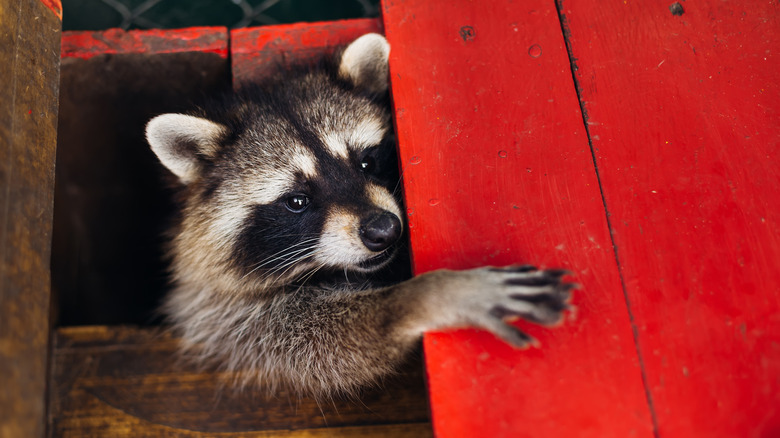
231, 18, 382, 87
382, 1, 654, 436
39, 0, 62, 20
61, 27, 229, 60
559, 0, 780, 436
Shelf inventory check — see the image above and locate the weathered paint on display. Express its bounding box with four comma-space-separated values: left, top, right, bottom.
39, 0, 62, 20
560, 0, 780, 436
382, 0, 655, 436
231, 18, 382, 87
61, 27, 229, 60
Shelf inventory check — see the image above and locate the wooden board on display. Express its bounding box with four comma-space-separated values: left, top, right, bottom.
0, 0, 61, 436
49, 326, 431, 437
559, 0, 780, 436
61, 27, 228, 60
381, 0, 655, 436
231, 18, 382, 87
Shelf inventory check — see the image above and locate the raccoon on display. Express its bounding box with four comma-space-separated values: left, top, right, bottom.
145, 33, 574, 399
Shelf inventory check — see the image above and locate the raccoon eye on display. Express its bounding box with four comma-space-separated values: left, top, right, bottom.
359, 155, 376, 173
285, 195, 310, 213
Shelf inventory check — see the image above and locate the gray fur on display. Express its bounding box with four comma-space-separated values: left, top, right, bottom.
147, 34, 574, 399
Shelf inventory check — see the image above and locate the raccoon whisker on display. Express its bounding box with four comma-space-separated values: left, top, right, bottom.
258, 244, 317, 269
264, 233, 321, 240
264, 257, 313, 281
392, 178, 404, 198
357, 277, 373, 291
295, 259, 325, 284
294, 261, 328, 291
241, 239, 319, 275
276, 256, 318, 280
392, 162, 408, 197
253, 238, 320, 266
241, 243, 319, 281
266, 249, 319, 279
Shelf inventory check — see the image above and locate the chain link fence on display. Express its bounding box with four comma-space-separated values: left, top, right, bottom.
62, 0, 380, 31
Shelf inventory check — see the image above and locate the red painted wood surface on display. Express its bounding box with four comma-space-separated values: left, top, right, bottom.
61, 27, 228, 60
39, 0, 62, 19
560, 0, 780, 436
231, 18, 381, 87
382, 1, 654, 436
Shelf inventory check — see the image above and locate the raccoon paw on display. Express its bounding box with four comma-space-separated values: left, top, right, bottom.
478, 265, 576, 348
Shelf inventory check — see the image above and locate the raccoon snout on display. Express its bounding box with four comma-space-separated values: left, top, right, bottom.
359, 212, 402, 252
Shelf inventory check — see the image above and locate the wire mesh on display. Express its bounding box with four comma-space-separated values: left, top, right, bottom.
62, 0, 380, 31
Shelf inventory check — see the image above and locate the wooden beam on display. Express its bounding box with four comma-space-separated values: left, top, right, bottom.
0, 0, 61, 436
231, 18, 382, 88
49, 326, 431, 437
60, 27, 228, 60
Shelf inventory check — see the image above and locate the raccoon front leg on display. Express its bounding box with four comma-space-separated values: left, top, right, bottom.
265, 266, 573, 397
392, 265, 574, 347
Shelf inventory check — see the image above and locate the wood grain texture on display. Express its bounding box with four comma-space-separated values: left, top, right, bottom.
38, 0, 62, 20
49, 326, 431, 437
559, 0, 780, 436
231, 18, 382, 88
0, 0, 61, 436
382, 0, 654, 436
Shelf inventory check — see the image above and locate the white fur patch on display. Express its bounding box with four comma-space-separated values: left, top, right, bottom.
292, 149, 318, 178
146, 113, 226, 184
207, 198, 250, 242
314, 186, 403, 270
238, 148, 319, 205
319, 119, 387, 159
321, 131, 349, 159
349, 119, 387, 150
338, 33, 390, 94
315, 208, 373, 267
366, 183, 403, 220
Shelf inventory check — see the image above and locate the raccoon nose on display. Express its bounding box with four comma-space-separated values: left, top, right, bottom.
359, 212, 402, 252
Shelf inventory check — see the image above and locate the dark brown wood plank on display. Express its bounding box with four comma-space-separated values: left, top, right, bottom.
0, 0, 61, 437
49, 326, 431, 437
53, 33, 230, 325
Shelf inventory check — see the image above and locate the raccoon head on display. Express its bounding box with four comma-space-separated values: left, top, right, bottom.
146, 34, 403, 292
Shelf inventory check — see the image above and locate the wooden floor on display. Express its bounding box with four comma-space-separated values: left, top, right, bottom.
49, 326, 431, 437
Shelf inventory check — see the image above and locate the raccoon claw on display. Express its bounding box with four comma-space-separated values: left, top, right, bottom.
503, 269, 572, 287
490, 264, 538, 273
489, 266, 576, 327
483, 317, 539, 348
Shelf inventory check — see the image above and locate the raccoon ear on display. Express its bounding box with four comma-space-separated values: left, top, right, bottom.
338, 33, 390, 95
145, 113, 226, 184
